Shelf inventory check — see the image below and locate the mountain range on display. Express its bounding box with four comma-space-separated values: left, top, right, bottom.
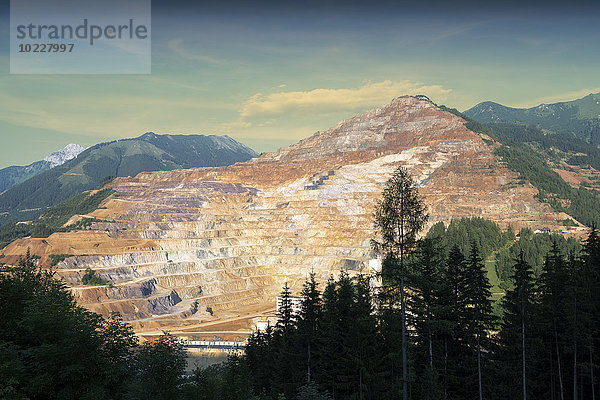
1, 96, 580, 334
0, 144, 86, 193
465, 93, 600, 145
0, 133, 257, 226
2, 94, 600, 335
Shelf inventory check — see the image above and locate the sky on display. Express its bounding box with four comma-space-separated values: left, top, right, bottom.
0, 0, 599, 168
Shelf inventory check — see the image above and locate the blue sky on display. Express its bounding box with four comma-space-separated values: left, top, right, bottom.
1, 0, 599, 167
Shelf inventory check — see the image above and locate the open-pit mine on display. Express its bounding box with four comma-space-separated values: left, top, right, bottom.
1, 96, 575, 337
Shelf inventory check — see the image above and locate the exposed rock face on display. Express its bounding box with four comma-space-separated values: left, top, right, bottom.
43, 143, 86, 167
1, 97, 572, 333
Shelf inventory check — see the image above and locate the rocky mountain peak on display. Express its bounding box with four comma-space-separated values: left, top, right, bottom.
258, 95, 462, 162
43, 143, 86, 167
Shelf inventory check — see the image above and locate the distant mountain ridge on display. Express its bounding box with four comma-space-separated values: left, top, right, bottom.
43, 144, 86, 167
0, 133, 257, 225
464, 93, 600, 145
0, 144, 86, 193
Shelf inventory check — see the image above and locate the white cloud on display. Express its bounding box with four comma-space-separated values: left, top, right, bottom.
239, 80, 451, 118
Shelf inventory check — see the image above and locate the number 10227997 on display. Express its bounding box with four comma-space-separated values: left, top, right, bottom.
18, 43, 74, 53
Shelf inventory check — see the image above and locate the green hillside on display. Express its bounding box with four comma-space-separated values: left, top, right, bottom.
445, 107, 600, 227
0, 133, 257, 226
464, 93, 600, 145
0, 144, 86, 193
0, 188, 114, 249
0, 160, 52, 193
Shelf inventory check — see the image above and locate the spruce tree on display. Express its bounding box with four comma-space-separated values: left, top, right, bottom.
297, 273, 322, 384
352, 274, 380, 399
566, 252, 583, 400
498, 251, 536, 400
332, 272, 359, 398
272, 282, 299, 398
463, 243, 494, 400
316, 277, 341, 397
440, 245, 468, 399
245, 326, 275, 396
377, 294, 404, 398
372, 166, 428, 400
406, 238, 446, 399
277, 282, 296, 332
539, 243, 568, 400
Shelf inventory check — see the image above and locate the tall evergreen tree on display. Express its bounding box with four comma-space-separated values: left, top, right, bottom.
440, 245, 468, 399
407, 238, 446, 400
273, 282, 299, 398
331, 272, 360, 398
245, 325, 275, 396
352, 274, 380, 400
377, 296, 403, 399
277, 282, 296, 332
498, 251, 536, 400
463, 243, 494, 400
297, 273, 322, 384
564, 248, 597, 400
539, 243, 568, 400
316, 277, 341, 398
372, 166, 428, 400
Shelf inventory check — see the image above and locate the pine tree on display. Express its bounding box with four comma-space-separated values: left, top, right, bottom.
273, 282, 299, 398
463, 243, 494, 400
352, 274, 380, 400
406, 238, 446, 399
245, 326, 275, 396
297, 273, 322, 384
498, 251, 536, 400
377, 296, 403, 399
372, 166, 428, 400
331, 272, 359, 398
564, 247, 600, 400
439, 245, 468, 399
277, 282, 296, 332
539, 243, 568, 400
316, 277, 341, 398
